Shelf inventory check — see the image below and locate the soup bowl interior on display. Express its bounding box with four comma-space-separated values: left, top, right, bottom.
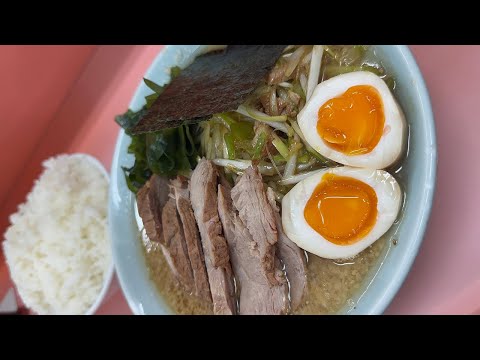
109, 45, 437, 315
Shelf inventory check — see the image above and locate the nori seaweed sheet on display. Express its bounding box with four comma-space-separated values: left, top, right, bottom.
131, 45, 286, 134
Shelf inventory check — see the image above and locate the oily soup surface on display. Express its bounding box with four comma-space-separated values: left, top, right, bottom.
141, 233, 387, 315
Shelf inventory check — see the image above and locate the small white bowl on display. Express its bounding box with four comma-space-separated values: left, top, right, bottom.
70, 153, 115, 315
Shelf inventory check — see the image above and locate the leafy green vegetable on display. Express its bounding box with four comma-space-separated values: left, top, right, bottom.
184, 125, 196, 158
120, 122, 198, 193
115, 108, 148, 134
170, 66, 181, 79
177, 125, 194, 174
145, 130, 174, 175
145, 93, 160, 109
122, 134, 151, 193
115, 70, 198, 194
143, 78, 165, 94
143, 65, 181, 94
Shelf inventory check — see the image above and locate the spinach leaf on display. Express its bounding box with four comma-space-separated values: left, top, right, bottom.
146, 129, 175, 175
145, 93, 160, 109
115, 71, 197, 194
115, 108, 148, 133
170, 66, 181, 79
143, 78, 165, 94
122, 133, 152, 193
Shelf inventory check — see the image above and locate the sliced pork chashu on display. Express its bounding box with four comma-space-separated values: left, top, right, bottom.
170, 177, 211, 302
266, 188, 307, 311
137, 175, 195, 294
190, 159, 236, 315
136, 175, 170, 244
161, 197, 195, 293
230, 166, 282, 286
218, 183, 288, 315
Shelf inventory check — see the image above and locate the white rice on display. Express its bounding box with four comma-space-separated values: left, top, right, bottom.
2, 154, 112, 315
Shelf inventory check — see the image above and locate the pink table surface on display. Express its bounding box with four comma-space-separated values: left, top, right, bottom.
1, 45, 479, 315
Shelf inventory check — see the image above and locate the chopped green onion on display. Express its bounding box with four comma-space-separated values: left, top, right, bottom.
272, 134, 289, 160
291, 80, 306, 101
237, 105, 288, 122
297, 158, 317, 171
273, 154, 286, 164
283, 152, 297, 178
213, 159, 252, 170
306, 45, 324, 101
299, 74, 308, 97
224, 132, 236, 160
298, 153, 310, 163
384, 76, 396, 91
290, 120, 333, 164
266, 145, 283, 178
217, 113, 237, 129
230, 120, 254, 141
323, 45, 336, 59
252, 131, 267, 160
278, 169, 324, 186
285, 46, 307, 77
324, 64, 383, 79
274, 191, 284, 202
285, 122, 294, 137
289, 137, 303, 152
213, 159, 278, 176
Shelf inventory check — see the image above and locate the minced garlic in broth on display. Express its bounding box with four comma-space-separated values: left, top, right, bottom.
141, 234, 213, 315
295, 238, 386, 314
141, 233, 386, 315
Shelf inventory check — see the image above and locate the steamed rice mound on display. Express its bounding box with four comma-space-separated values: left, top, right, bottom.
3, 154, 111, 315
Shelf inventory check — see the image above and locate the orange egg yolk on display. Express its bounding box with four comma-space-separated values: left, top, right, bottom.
317, 85, 385, 156
304, 174, 378, 246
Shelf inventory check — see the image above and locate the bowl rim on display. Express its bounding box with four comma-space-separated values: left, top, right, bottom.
366, 45, 437, 314
109, 45, 437, 315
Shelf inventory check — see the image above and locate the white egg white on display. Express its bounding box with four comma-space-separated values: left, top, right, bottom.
281, 167, 402, 259
297, 71, 406, 169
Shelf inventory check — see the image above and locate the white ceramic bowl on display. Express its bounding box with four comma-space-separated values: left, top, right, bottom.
71, 153, 115, 315
109, 45, 437, 315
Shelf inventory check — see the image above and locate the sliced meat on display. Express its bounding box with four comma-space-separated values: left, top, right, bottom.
218, 184, 288, 315
161, 198, 195, 293
136, 175, 170, 243
137, 175, 197, 296
190, 159, 236, 315
230, 166, 279, 286
267, 188, 307, 311
170, 177, 211, 302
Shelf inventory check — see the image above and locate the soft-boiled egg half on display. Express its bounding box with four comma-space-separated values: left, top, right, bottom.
297, 71, 406, 169
282, 167, 402, 259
